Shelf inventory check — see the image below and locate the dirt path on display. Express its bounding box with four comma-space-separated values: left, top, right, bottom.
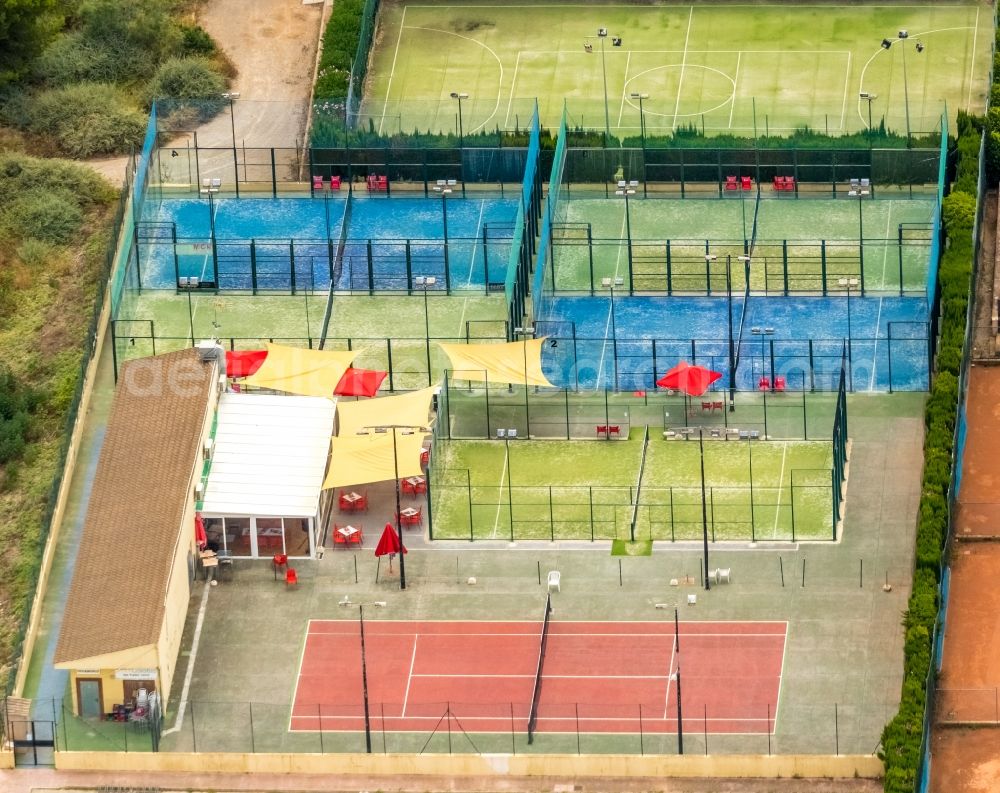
81, 0, 325, 184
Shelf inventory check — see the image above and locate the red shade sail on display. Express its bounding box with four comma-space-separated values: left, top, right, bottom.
225, 350, 268, 378
195, 512, 207, 549
334, 367, 388, 398
656, 362, 722, 397
374, 523, 406, 557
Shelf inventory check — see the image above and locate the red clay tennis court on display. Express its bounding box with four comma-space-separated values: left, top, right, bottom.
291, 619, 786, 735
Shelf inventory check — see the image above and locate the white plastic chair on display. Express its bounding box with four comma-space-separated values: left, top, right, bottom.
717, 568, 731, 584
547, 570, 561, 593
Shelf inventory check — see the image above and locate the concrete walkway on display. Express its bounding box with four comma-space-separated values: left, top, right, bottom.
0, 767, 882, 793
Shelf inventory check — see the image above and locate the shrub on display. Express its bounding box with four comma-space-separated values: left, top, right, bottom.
1, 188, 83, 245
882, 122, 980, 792
20, 83, 146, 157
180, 24, 216, 56
0, 152, 113, 207
147, 57, 226, 100
0, 368, 37, 465
15, 239, 58, 269
76, 0, 183, 83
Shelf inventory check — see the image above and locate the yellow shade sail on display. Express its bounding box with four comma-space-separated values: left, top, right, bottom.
242, 343, 357, 397
439, 338, 555, 388
335, 386, 437, 437
322, 429, 427, 489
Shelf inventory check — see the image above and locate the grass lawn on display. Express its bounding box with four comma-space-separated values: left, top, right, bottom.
430, 435, 833, 542
364, 1, 989, 135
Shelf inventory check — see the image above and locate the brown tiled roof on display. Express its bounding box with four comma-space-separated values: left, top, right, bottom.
54, 348, 215, 665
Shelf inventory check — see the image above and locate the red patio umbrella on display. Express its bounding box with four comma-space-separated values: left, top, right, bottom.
656, 362, 722, 397
374, 523, 406, 573
194, 512, 207, 550
225, 349, 268, 378
334, 367, 388, 398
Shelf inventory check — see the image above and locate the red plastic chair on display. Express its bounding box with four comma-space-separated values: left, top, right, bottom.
333, 529, 348, 548
758, 376, 771, 392
773, 376, 786, 393
701, 402, 712, 412
724, 175, 739, 191
712, 401, 724, 412
330, 175, 342, 190
741, 176, 753, 191
401, 478, 417, 497
272, 553, 288, 580
312, 175, 323, 191
348, 529, 363, 546
608, 425, 621, 437
420, 449, 429, 468
285, 568, 298, 587
596, 425, 608, 437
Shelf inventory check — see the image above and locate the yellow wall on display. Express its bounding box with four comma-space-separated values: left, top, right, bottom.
54, 750, 883, 779
68, 669, 126, 715
153, 355, 220, 708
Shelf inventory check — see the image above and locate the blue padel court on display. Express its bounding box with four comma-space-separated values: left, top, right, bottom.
136, 196, 519, 290
537, 295, 929, 393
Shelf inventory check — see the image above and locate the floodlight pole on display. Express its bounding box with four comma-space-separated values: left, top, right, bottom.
699, 429, 710, 591
223, 92, 240, 197
599, 29, 611, 140
881, 34, 922, 148
514, 326, 535, 433
859, 92, 877, 149
616, 184, 636, 288
433, 186, 452, 286
416, 276, 436, 385
839, 278, 858, 392
847, 181, 869, 294
630, 93, 650, 196
450, 92, 469, 148
601, 282, 621, 392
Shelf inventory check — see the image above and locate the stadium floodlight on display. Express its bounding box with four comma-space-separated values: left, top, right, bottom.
449, 92, 469, 148
881, 33, 923, 145
593, 28, 622, 140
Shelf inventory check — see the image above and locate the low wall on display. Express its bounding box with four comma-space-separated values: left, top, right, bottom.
55, 750, 883, 779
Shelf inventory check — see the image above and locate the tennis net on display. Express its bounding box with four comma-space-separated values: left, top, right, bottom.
526, 592, 553, 743
318, 192, 352, 348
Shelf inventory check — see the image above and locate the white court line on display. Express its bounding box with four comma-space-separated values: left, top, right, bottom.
772, 442, 788, 539
728, 52, 742, 129
411, 672, 671, 679
404, 25, 505, 134
163, 583, 211, 734
402, 634, 419, 718
671, 7, 695, 130
491, 443, 510, 538
404, 3, 976, 7
663, 637, 676, 720
869, 297, 883, 392
595, 209, 629, 390
503, 51, 523, 129
378, 5, 407, 135
772, 623, 790, 732
838, 52, 852, 131
615, 51, 633, 128
968, 7, 980, 111
465, 200, 488, 286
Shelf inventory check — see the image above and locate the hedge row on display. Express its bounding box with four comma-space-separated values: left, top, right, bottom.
314, 0, 369, 99
878, 110, 979, 793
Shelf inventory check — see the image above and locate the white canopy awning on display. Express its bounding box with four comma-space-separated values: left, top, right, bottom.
201, 393, 336, 518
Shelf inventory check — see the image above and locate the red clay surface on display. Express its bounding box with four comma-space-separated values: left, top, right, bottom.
932, 367, 1000, 792
291, 620, 786, 735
